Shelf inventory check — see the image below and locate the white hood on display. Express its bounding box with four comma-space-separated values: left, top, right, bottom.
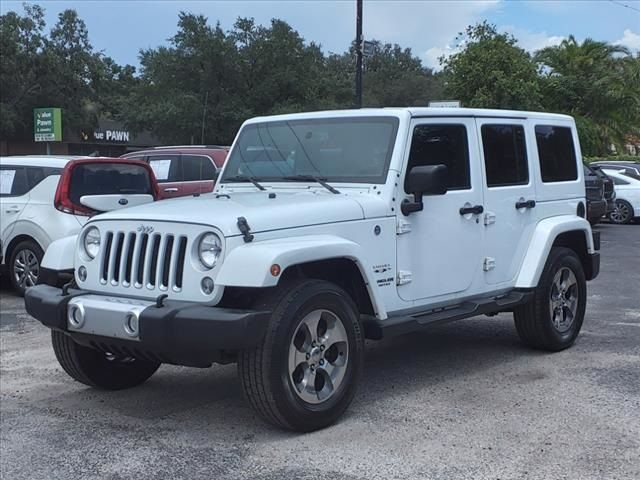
92, 190, 387, 237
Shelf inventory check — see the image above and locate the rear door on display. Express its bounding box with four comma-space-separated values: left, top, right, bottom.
147, 154, 183, 198
0, 166, 30, 255
477, 120, 537, 286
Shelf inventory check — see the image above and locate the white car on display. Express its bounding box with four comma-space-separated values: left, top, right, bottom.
603, 168, 640, 224
1, 156, 158, 294
26, 108, 600, 431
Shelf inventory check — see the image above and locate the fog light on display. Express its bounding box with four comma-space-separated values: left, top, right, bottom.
201, 277, 214, 295
123, 312, 139, 337
68, 304, 85, 328
77, 266, 87, 282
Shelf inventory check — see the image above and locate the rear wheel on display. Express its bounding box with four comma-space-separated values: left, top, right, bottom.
51, 331, 160, 390
609, 199, 633, 224
514, 247, 586, 351
9, 240, 43, 296
238, 279, 364, 432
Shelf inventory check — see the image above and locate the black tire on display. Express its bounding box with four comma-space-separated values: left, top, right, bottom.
514, 247, 587, 351
238, 279, 364, 432
8, 239, 44, 296
51, 331, 160, 390
608, 199, 634, 224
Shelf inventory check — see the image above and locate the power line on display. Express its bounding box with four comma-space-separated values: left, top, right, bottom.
608, 0, 640, 13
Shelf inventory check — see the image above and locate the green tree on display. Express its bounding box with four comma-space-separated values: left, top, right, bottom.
440, 22, 541, 110
535, 36, 640, 155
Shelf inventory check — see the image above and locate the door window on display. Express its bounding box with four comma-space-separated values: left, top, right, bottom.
0, 167, 29, 197
481, 125, 528, 187
535, 126, 578, 182
405, 124, 471, 192
611, 176, 629, 185
148, 156, 179, 183
181, 155, 217, 181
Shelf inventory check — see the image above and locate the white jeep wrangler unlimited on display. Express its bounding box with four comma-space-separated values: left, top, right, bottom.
26, 108, 600, 432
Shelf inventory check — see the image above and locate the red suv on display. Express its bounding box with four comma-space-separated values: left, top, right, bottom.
121, 146, 229, 199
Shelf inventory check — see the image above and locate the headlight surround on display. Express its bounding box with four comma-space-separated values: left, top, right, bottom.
198, 232, 222, 269
82, 226, 101, 260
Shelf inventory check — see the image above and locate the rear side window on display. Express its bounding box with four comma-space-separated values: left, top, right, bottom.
148, 156, 179, 183
69, 163, 153, 204
181, 155, 217, 181
481, 125, 528, 187
535, 126, 578, 182
406, 125, 470, 191
611, 176, 629, 185
0, 166, 29, 197
25, 166, 62, 190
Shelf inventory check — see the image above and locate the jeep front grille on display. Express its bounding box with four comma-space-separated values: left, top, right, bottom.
100, 231, 188, 292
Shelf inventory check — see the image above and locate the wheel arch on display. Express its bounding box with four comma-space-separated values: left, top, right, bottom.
516, 216, 596, 288
4, 234, 43, 266
215, 235, 386, 318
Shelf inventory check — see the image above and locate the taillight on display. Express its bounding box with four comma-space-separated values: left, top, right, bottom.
53, 165, 93, 216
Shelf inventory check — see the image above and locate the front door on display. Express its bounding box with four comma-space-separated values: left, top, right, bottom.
1, 166, 30, 251
477, 120, 537, 286
396, 118, 485, 303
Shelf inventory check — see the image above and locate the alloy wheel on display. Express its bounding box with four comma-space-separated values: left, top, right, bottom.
549, 267, 579, 334
288, 309, 349, 404
13, 248, 40, 288
610, 200, 631, 224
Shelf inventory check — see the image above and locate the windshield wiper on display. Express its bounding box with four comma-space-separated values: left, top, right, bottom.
224, 175, 266, 191
283, 175, 340, 194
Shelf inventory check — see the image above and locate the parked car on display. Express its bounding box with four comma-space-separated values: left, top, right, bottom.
583, 164, 607, 225
603, 168, 640, 224
588, 165, 616, 214
26, 108, 599, 432
121, 145, 229, 199
591, 160, 640, 180
0, 156, 158, 294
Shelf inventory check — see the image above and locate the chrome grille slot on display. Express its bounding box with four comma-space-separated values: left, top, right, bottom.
98, 230, 189, 293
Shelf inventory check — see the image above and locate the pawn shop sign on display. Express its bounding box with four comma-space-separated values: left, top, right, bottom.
34, 108, 62, 142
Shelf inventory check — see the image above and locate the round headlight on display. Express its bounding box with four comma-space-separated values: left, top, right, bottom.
198, 233, 222, 269
83, 227, 101, 260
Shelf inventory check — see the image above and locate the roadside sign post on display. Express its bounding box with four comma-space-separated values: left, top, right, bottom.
34, 108, 62, 155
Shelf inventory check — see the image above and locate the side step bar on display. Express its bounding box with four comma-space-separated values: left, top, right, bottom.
364, 290, 533, 340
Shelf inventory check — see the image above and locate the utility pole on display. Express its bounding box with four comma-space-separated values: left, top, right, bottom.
355, 0, 363, 108
200, 91, 209, 144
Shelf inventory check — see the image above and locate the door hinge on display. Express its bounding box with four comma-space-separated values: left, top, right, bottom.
396, 270, 412, 285
483, 257, 496, 272
396, 218, 412, 235
484, 212, 496, 226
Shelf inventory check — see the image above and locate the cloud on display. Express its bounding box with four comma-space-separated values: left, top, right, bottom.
615, 29, 640, 51
502, 26, 565, 53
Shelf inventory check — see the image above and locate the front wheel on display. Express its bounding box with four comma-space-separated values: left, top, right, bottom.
514, 247, 587, 351
238, 279, 364, 432
51, 331, 160, 390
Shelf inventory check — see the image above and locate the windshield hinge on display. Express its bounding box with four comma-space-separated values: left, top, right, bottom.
396, 270, 412, 286
237, 217, 254, 243
396, 218, 412, 235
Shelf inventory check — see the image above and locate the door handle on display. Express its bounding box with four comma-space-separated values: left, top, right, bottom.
515, 199, 536, 209
5, 207, 20, 213
459, 204, 484, 215
163, 188, 179, 193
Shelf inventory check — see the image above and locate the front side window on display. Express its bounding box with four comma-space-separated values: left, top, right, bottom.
481, 124, 528, 187
405, 124, 470, 192
535, 125, 578, 182
0, 166, 29, 197
221, 117, 400, 184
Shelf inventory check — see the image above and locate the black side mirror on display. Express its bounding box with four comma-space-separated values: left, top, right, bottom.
401, 164, 449, 215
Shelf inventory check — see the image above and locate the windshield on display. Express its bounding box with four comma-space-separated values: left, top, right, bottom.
221, 117, 399, 184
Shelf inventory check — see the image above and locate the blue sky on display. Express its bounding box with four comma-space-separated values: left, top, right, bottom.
2, 0, 639, 69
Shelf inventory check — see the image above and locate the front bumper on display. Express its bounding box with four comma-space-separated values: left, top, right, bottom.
25, 285, 270, 367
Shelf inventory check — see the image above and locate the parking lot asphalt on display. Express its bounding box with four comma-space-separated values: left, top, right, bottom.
1, 223, 639, 480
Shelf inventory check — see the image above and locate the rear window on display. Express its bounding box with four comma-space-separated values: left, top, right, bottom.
535, 126, 578, 182
69, 163, 153, 204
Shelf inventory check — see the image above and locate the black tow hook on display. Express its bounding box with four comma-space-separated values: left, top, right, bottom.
61, 279, 77, 296
156, 294, 169, 308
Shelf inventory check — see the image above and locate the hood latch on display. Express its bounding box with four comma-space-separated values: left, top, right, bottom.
237, 217, 254, 243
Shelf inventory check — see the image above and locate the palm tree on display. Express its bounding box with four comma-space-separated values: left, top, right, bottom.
535, 36, 640, 156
